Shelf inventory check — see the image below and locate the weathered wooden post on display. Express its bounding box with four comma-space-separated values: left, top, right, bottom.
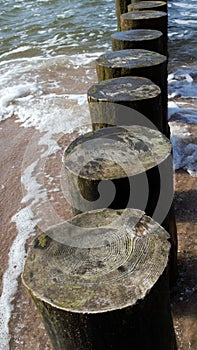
111, 29, 165, 55
63, 125, 177, 284
87, 76, 164, 132
22, 208, 177, 350
115, 0, 131, 31
95, 49, 169, 136
120, 10, 168, 54
128, 1, 167, 13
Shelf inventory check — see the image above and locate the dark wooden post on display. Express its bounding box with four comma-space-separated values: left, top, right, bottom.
95, 49, 169, 136
87, 76, 164, 132
120, 10, 168, 54
63, 125, 177, 284
111, 29, 165, 55
22, 208, 177, 350
128, 1, 167, 13
115, 0, 131, 31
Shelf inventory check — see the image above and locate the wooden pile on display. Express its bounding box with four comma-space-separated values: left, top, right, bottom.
22, 1, 178, 349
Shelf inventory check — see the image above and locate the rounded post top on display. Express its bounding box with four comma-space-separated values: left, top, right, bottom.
87, 76, 161, 102
121, 10, 167, 20
111, 29, 163, 42
22, 207, 170, 313
96, 49, 167, 69
64, 125, 171, 180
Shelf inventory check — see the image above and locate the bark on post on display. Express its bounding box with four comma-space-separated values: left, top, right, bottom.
111, 29, 164, 55
22, 208, 177, 350
128, 1, 167, 13
95, 49, 169, 136
115, 0, 131, 31
63, 126, 177, 284
87, 76, 163, 132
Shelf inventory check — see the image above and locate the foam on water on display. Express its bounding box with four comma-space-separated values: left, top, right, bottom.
168, 101, 197, 177
174, 19, 197, 25
168, 68, 197, 99
0, 89, 92, 349
0, 50, 96, 348
172, 1, 197, 9
170, 124, 197, 177
0, 83, 38, 120
0, 208, 37, 350
0, 52, 99, 123
1, 0, 116, 57
0, 0, 196, 347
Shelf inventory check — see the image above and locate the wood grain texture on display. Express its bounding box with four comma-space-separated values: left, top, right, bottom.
63, 125, 177, 284
22, 208, 177, 349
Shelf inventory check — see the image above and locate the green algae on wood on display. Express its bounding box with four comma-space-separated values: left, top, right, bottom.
33, 233, 51, 249
22, 208, 177, 349
23, 209, 171, 312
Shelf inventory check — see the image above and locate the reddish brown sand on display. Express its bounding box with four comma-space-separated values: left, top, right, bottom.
0, 111, 196, 349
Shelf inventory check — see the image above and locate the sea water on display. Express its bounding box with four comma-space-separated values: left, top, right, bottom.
0, 0, 196, 172
168, 0, 197, 176
0, 1, 196, 348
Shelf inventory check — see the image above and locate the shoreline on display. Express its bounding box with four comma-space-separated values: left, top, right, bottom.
0, 104, 196, 348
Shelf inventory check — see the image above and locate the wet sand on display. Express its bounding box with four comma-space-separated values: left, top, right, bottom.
0, 108, 196, 349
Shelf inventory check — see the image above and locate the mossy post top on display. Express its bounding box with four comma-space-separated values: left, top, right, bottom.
22, 208, 170, 313
63, 125, 171, 180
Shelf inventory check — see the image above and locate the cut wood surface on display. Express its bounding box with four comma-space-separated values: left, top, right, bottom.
111, 29, 164, 54
95, 49, 167, 82
64, 125, 171, 181
128, 1, 167, 13
63, 125, 177, 284
22, 208, 177, 349
63, 125, 172, 215
87, 76, 163, 132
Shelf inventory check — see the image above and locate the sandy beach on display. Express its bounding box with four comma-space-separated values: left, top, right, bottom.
0, 1, 196, 347
0, 100, 196, 349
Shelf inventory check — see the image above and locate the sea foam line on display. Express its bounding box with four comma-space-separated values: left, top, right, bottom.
0, 95, 90, 347
0, 207, 37, 350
